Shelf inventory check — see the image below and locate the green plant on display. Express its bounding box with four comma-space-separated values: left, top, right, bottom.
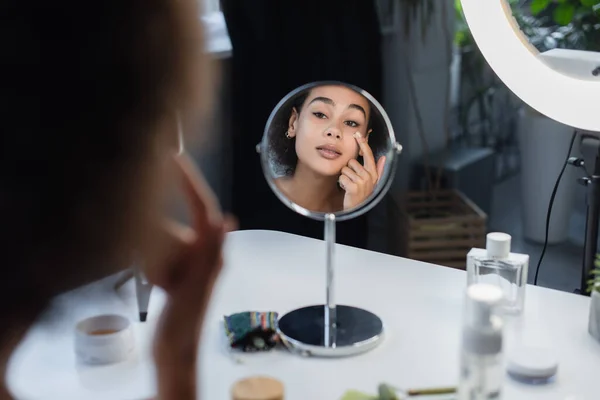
531, 0, 599, 25
587, 254, 600, 294
454, 0, 472, 48
453, 0, 520, 148
527, 0, 600, 51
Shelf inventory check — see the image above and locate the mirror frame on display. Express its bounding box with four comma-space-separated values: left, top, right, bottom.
258, 80, 402, 222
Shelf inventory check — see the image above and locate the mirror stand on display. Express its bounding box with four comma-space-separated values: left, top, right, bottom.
277, 214, 385, 357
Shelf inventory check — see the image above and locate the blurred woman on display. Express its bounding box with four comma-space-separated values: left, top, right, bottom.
0, 0, 227, 399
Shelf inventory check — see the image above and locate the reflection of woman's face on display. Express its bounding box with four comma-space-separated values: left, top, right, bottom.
288, 85, 371, 177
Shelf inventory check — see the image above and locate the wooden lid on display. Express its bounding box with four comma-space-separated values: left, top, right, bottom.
231, 376, 284, 400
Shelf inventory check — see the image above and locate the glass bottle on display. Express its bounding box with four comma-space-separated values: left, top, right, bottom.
467, 232, 529, 314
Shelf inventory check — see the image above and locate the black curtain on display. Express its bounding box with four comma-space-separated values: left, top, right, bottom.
222, 0, 383, 249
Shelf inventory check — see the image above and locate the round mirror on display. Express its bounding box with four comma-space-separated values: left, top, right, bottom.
256, 81, 402, 358
258, 81, 402, 221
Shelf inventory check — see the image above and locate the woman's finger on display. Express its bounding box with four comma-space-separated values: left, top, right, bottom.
339, 175, 357, 193
172, 219, 225, 295
353, 132, 376, 177
341, 166, 361, 183
376, 156, 386, 182
173, 153, 222, 228
223, 214, 238, 233
347, 159, 371, 181
143, 218, 194, 291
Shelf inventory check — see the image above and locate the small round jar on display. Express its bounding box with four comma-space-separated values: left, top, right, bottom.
231, 376, 284, 400
74, 314, 134, 365
507, 347, 559, 384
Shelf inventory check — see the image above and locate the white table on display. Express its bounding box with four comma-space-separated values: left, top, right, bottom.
7, 230, 599, 400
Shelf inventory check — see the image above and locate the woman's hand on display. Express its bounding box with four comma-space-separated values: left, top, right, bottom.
339, 132, 386, 211
144, 153, 235, 400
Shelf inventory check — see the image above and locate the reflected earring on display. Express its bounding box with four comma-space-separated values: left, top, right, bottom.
285, 130, 292, 139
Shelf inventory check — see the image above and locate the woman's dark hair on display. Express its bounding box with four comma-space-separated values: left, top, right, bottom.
0, 1, 198, 337
268, 86, 389, 177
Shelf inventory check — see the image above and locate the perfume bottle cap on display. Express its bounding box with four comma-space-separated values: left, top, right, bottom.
486, 232, 511, 258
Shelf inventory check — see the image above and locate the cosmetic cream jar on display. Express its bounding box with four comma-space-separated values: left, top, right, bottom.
74, 314, 134, 365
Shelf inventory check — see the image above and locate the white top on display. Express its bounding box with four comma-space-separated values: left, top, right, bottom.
6, 230, 598, 400
465, 283, 503, 329
202, 12, 232, 59
486, 232, 511, 259
463, 284, 503, 355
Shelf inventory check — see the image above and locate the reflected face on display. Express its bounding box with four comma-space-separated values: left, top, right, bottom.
288, 85, 371, 177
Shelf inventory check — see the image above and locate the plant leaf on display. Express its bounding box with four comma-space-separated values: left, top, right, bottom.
339, 390, 376, 400
553, 3, 576, 25
531, 0, 551, 15
455, 31, 468, 46
580, 0, 599, 7
455, 0, 463, 14
340, 390, 378, 400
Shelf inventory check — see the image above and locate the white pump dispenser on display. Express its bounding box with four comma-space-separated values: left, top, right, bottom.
458, 283, 504, 400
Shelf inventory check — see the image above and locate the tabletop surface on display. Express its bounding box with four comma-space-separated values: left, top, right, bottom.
7, 230, 599, 400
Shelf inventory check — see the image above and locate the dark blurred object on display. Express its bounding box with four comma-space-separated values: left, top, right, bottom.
223, 311, 279, 352
413, 146, 495, 216
221, 0, 383, 249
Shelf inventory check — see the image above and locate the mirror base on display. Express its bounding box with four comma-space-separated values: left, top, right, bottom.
277, 305, 384, 357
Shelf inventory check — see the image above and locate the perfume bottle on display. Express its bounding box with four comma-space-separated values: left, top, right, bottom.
467, 233, 529, 315
458, 283, 504, 400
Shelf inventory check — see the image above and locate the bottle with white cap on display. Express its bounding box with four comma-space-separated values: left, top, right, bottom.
466, 232, 529, 314
458, 283, 505, 400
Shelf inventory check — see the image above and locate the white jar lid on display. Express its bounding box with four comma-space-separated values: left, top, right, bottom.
507, 347, 558, 381
486, 232, 511, 258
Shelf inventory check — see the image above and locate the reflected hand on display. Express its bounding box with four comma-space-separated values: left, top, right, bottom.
339, 132, 386, 211
144, 153, 235, 400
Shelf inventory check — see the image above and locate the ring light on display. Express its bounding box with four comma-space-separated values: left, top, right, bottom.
460, 0, 600, 132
